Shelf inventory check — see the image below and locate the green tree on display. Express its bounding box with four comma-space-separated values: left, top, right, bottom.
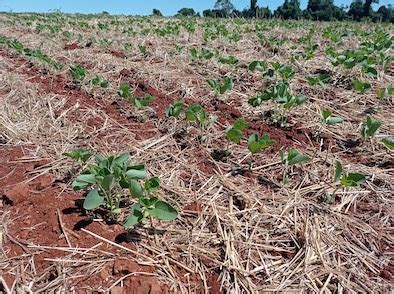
275, 0, 302, 19
177, 8, 197, 17
364, 0, 379, 18
250, 0, 258, 17
152, 9, 162, 17
305, 0, 337, 20
214, 0, 235, 17
348, 0, 365, 20
375, 4, 394, 22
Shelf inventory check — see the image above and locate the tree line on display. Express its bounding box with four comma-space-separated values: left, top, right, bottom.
152, 0, 393, 23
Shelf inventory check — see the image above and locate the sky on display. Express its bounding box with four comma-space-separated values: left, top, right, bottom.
0, 0, 389, 16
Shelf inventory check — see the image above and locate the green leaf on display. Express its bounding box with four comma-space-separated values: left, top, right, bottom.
233, 118, 249, 131
72, 173, 96, 191
165, 100, 184, 117
129, 179, 143, 198
352, 79, 371, 94
145, 177, 160, 191
248, 134, 261, 154
377, 88, 388, 99
112, 153, 129, 167
286, 149, 310, 166
126, 168, 147, 179
248, 60, 266, 72
321, 109, 332, 120
123, 203, 143, 228
326, 116, 343, 125
381, 137, 394, 150
340, 173, 366, 187
227, 128, 242, 144
101, 175, 114, 191
259, 134, 276, 149
63, 148, 92, 163
334, 161, 343, 182
83, 189, 105, 210
141, 197, 158, 207
361, 116, 381, 139
149, 201, 178, 221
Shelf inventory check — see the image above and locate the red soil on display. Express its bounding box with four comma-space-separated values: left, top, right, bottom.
0, 48, 156, 140
64, 43, 80, 50
0, 146, 168, 292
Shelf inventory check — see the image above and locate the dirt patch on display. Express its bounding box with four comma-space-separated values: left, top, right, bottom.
246, 119, 311, 151
0, 145, 169, 292
64, 43, 80, 50
110, 50, 126, 59
0, 48, 157, 140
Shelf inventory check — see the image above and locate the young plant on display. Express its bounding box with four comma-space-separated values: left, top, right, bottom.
138, 44, 148, 56
247, 133, 275, 170
118, 82, 132, 98
381, 137, 394, 150
225, 118, 249, 152
66, 151, 177, 227
352, 79, 371, 94
361, 116, 381, 140
123, 177, 178, 228
321, 109, 343, 126
377, 86, 394, 99
249, 83, 306, 128
207, 77, 233, 95
306, 74, 331, 87
165, 100, 185, 118
63, 148, 92, 164
279, 149, 310, 184
90, 75, 109, 88
218, 55, 238, 66
132, 94, 155, 108
185, 104, 215, 143
248, 60, 267, 72
69, 64, 87, 82
185, 104, 208, 129
327, 161, 366, 202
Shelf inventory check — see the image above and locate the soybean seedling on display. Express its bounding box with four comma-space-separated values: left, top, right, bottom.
381, 137, 394, 150
69, 64, 87, 83
225, 118, 250, 154
207, 77, 233, 96
247, 134, 275, 170
326, 161, 366, 202
352, 79, 371, 94
118, 83, 154, 108
165, 99, 185, 130
66, 150, 177, 227
321, 109, 343, 126
90, 75, 109, 88
132, 94, 155, 108
361, 115, 381, 141
279, 149, 310, 184
186, 104, 215, 143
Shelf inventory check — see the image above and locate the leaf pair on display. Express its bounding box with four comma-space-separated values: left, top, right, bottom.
279, 149, 310, 167
69, 64, 87, 81
124, 200, 177, 228
185, 104, 208, 127
361, 116, 381, 140
334, 161, 366, 188
321, 109, 343, 126
226, 118, 250, 144
165, 100, 184, 117
248, 134, 275, 154
352, 79, 371, 94
306, 74, 331, 87
207, 77, 233, 95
